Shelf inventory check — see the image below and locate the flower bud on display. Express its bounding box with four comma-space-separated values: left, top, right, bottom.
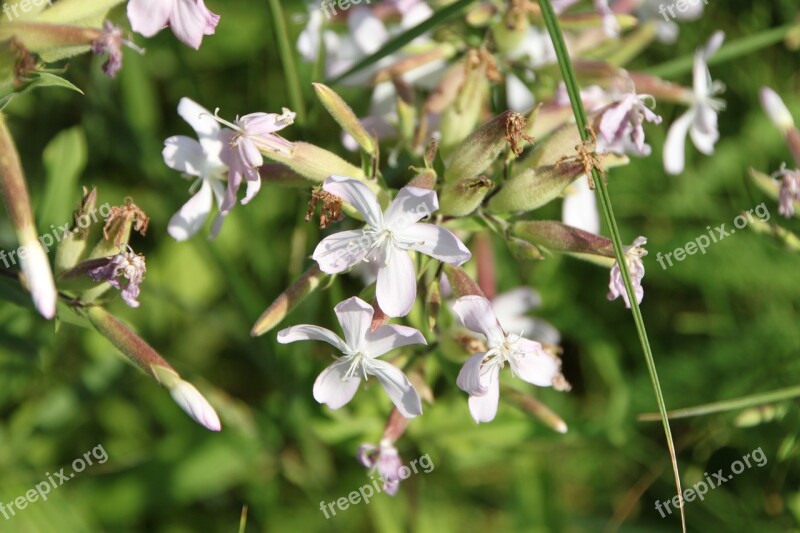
262, 142, 368, 185
507, 236, 545, 261
55, 187, 99, 274
439, 176, 494, 216
444, 111, 532, 182
490, 2, 529, 53
442, 264, 484, 298
487, 161, 584, 213
508, 390, 568, 434
407, 168, 437, 190
166, 376, 222, 432
425, 279, 441, 331
512, 220, 616, 265
313, 83, 375, 155
251, 264, 329, 336
761, 87, 794, 134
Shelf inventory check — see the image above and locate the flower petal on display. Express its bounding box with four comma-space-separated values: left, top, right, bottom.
366, 324, 427, 358
492, 287, 540, 320
334, 297, 374, 352
467, 368, 500, 423
376, 249, 416, 317
313, 358, 361, 409
451, 295, 505, 347
562, 175, 600, 234
349, 6, 389, 55
368, 359, 423, 418
177, 97, 218, 140
663, 110, 694, 175
163, 135, 205, 176
277, 324, 350, 354
169, 379, 221, 431
456, 352, 488, 396
401, 223, 471, 266
510, 341, 559, 387
323, 175, 383, 228
20, 242, 56, 319
690, 104, 719, 155
312, 229, 372, 274
384, 187, 438, 231
170, 0, 220, 49
127, 0, 172, 38
168, 180, 213, 241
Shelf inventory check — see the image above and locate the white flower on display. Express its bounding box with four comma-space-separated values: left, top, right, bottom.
164, 98, 228, 241
277, 297, 426, 417
492, 288, 561, 346
312, 176, 471, 317
454, 296, 561, 423
562, 175, 600, 235
663, 31, 726, 175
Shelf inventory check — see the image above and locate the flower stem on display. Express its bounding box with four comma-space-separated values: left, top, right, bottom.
267, 0, 306, 124
535, 1, 685, 530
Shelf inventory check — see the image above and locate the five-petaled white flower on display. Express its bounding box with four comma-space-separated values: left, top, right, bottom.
607, 236, 647, 308
663, 31, 726, 175
164, 98, 229, 241
313, 176, 471, 317
277, 297, 426, 418
127, 0, 219, 50
454, 295, 561, 424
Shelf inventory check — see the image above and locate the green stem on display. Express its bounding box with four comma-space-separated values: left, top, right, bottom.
638, 385, 800, 421
267, 0, 306, 124
536, 1, 685, 530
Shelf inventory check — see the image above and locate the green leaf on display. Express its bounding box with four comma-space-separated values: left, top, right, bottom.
0, 72, 83, 110
330, 0, 474, 85
38, 126, 87, 229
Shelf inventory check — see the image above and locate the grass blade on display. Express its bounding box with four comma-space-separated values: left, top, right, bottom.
267, 0, 306, 124
536, 1, 686, 530
639, 385, 800, 421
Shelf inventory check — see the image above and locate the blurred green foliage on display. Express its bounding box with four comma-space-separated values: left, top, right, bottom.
0, 0, 799, 531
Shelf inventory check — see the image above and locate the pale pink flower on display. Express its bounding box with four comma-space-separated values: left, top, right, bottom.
454, 296, 561, 423
599, 91, 662, 156
312, 176, 471, 317
492, 288, 561, 346
277, 297, 426, 417
127, 0, 219, 49
607, 236, 647, 308
91, 21, 144, 78
89, 245, 146, 308
663, 32, 726, 175
773, 166, 800, 218
358, 439, 403, 495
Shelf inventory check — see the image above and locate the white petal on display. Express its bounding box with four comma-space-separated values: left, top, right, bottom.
169, 379, 221, 431
127, 0, 172, 38
663, 110, 694, 175
349, 7, 389, 55
562, 175, 600, 234
366, 324, 427, 358
297, 9, 322, 62
506, 73, 535, 113
322, 176, 383, 228
456, 352, 488, 396
170, 0, 219, 50
312, 229, 372, 274
690, 104, 719, 155
313, 358, 361, 409
368, 359, 422, 418
384, 187, 439, 231
451, 295, 505, 347
177, 97, 218, 140
509, 340, 559, 387
163, 135, 205, 176
376, 249, 416, 317
168, 180, 213, 241
401, 223, 471, 266
467, 368, 500, 423
20, 241, 56, 319
277, 325, 349, 354
241, 175, 261, 205
334, 297, 374, 352
761, 87, 794, 131
493, 287, 540, 319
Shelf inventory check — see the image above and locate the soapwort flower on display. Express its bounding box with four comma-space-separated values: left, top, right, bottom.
358, 439, 404, 495
772, 165, 800, 218
90, 21, 144, 78
277, 297, 426, 418
127, 0, 220, 50
663, 31, 726, 175
454, 296, 562, 423
89, 245, 147, 308
598, 89, 662, 156
607, 236, 647, 308
312, 176, 471, 317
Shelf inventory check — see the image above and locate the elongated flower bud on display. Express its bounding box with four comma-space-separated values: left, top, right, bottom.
407, 169, 437, 190
425, 279, 441, 331
760, 87, 800, 166
86, 306, 221, 431
508, 390, 568, 434
262, 142, 367, 184
442, 264, 484, 298
445, 111, 532, 182
313, 83, 375, 155
440, 176, 494, 216
488, 161, 584, 213
0, 113, 56, 318
512, 220, 616, 265
251, 264, 329, 336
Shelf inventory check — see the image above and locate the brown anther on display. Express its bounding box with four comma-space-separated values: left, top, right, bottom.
305, 187, 344, 229
504, 112, 535, 156
465, 48, 502, 83
555, 125, 606, 189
